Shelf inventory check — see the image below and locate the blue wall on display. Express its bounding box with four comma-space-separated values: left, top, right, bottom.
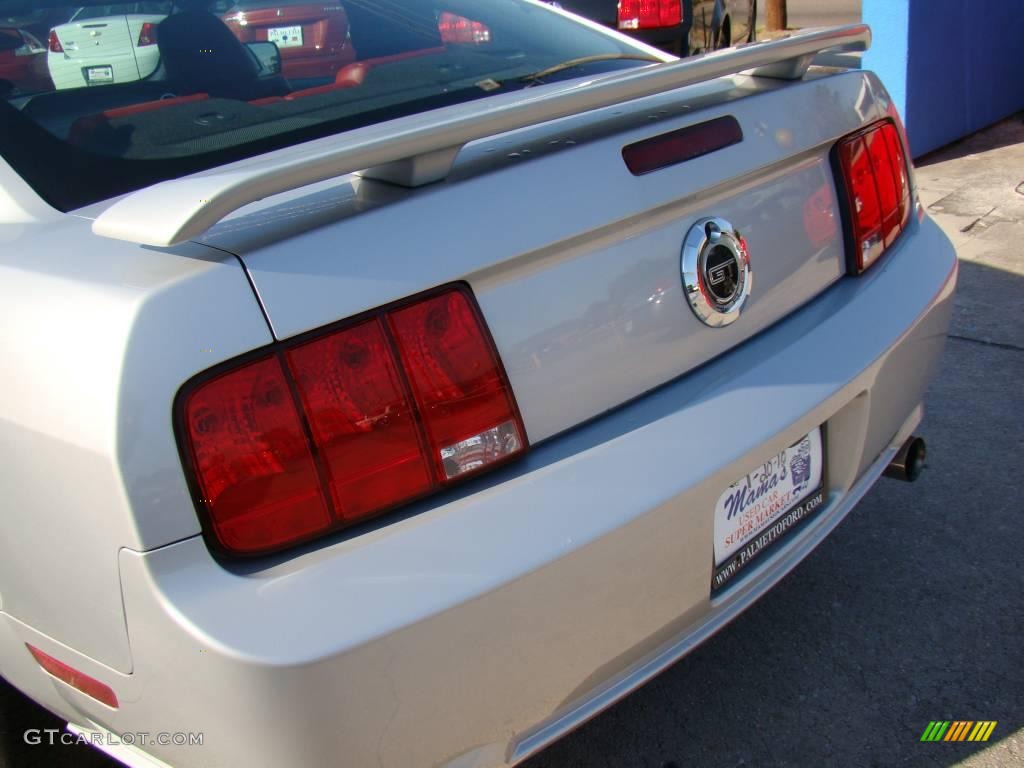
863, 0, 1024, 158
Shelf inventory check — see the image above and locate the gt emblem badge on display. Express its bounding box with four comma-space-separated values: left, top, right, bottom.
681, 217, 752, 327
707, 260, 733, 288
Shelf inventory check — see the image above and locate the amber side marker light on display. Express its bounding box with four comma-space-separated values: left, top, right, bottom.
26, 644, 119, 708
180, 284, 527, 556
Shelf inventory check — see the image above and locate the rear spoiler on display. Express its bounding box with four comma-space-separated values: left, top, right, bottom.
93, 24, 870, 247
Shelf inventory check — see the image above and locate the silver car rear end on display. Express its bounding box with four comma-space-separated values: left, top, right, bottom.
0, 19, 956, 768
0, 215, 954, 768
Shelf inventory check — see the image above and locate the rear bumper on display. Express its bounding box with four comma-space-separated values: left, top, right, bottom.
1, 216, 957, 768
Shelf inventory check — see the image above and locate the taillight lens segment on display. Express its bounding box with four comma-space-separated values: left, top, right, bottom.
286, 320, 433, 522
388, 290, 523, 480
181, 285, 526, 556
47, 29, 63, 53
836, 120, 911, 273
618, 0, 682, 30
183, 356, 332, 553
137, 21, 157, 46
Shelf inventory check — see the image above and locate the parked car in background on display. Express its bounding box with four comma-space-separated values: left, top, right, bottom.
555, 0, 755, 55
688, 0, 755, 51
1, 5, 75, 43
46, 2, 169, 89
0, 0, 955, 765
46, 0, 356, 90
0, 25, 51, 92
220, 0, 355, 81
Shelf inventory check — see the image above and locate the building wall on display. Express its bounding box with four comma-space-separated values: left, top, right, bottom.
863, 0, 1024, 157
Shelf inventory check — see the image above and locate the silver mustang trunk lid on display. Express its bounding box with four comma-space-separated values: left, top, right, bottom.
195, 68, 891, 444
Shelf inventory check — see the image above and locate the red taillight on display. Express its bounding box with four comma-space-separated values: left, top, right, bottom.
137, 21, 157, 46
286, 319, 433, 521
437, 12, 491, 44
182, 356, 333, 553
181, 285, 526, 556
388, 290, 524, 480
47, 29, 63, 53
618, 0, 682, 30
27, 645, 119, 708
836, 120, 911, 273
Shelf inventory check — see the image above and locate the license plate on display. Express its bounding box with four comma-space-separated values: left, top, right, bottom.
712, 428, 825, 592
85, 65, 113, 83
267, 26, 303, 48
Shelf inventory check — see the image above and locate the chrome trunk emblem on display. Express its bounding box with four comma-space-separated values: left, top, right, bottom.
681, 217, 751, 327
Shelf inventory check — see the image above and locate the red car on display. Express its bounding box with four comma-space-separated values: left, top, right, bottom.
221, 0, 356, 81
0, 26, 51, 93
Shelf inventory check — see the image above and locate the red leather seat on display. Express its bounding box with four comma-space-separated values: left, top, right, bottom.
102, 93, 209, 119
283, 46, 446, 101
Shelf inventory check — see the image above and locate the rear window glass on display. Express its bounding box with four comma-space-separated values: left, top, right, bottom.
72, 3, 170, 19
0, 0, 657, 211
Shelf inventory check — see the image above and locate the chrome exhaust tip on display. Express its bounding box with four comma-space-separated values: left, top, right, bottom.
884, 436, 927, 482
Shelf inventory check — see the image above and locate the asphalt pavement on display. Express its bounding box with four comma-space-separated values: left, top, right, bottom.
1, 90, 1020, 768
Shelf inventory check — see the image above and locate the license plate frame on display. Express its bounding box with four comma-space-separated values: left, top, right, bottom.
711, 428, 826, 592
84, 65, 114, 84
267, 26, 303, 48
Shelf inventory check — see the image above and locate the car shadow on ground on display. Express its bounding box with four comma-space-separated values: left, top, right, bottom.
0, 676, 110, 768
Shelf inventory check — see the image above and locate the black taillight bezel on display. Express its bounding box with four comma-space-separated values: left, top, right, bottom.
173, 281, 528, 559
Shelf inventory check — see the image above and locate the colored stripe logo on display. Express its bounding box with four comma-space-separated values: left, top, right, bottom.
921, 721, 997, 742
